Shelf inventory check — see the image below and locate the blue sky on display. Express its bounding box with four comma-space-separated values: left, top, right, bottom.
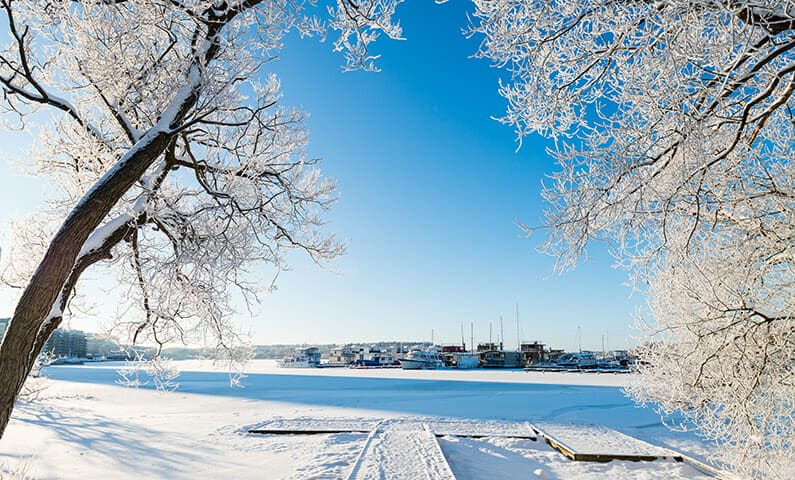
0, 1, 640, 350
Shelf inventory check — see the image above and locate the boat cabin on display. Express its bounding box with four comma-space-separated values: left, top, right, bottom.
479, 350, 524, 368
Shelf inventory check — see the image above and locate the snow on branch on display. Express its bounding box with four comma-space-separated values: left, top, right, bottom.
470, 1, 794, 476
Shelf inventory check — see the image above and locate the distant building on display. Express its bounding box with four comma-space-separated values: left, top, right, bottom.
44, 329, 87, 358
0, 318, 8, 343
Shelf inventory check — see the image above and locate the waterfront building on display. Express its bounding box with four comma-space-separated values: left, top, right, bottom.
44, 329, 88, 358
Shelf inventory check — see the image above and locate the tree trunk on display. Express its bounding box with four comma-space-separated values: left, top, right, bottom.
0, 131, 175, 438
0, 5, 230, 437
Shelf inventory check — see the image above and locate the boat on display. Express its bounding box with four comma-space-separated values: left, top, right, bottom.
277, 347, 321, 368
322, 346, 358, 367
555, 352, 598, 369
398, 349, 445, 370
455, 354, 480, 369
479, 349, 524, 368
355, 347, 399, 367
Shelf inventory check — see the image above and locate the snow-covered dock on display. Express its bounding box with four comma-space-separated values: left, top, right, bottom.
247, 417, 721, 479
346, 420, 456, 480
248, 417, 379, 434
428, 419, 537, 439
534, 422, 681, 462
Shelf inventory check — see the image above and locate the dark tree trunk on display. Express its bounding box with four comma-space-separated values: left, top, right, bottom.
0, 131, 175, 438
0, 1, 240, 437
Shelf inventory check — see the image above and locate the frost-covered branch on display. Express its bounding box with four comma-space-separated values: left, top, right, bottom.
0, 0, 406, 438
471, 0, 794, 477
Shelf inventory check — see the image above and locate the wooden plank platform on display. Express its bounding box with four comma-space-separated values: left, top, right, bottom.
427, 419, 537, 440
246, 416, 719, 478
346, 421, 456, 480
248, 417, 380, 435
533, 422, 683, 463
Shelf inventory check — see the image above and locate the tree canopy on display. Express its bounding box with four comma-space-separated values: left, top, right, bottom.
0, 0, 404, 436
470, 1, 793, 477
0, 1, 791, 476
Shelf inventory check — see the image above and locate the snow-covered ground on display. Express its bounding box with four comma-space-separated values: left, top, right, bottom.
0, 360, 717, 479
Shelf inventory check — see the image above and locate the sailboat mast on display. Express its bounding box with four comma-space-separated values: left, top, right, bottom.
470, 322, 474, 354
500, 316, 504, 350
515, 302, 520, 351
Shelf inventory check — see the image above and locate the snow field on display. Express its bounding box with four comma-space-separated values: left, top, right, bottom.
0, 360, 717, 479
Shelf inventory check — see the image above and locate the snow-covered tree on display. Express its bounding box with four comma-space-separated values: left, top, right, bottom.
0, 0, 405, 437
470, 1, 794, 477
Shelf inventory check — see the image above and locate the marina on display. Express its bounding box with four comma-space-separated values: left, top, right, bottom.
276, 341, 633, 372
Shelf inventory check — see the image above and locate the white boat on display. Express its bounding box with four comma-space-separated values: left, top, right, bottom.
555, 352, 598, 369
398, 349, 445, 370
277, 347, 321, 368
355, 347, 398, 367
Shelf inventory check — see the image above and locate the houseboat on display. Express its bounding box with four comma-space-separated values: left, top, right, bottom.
479, 349, 524, 368
355, 347, 398, 367
277, 347, 321, 368
323, 346, 358, 367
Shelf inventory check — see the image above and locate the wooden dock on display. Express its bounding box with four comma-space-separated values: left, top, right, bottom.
533, 422, 682, 462
247, 418, 380, 435
427, 419, 537, 439
247, 417, 721, 478
346, 420, 456, 480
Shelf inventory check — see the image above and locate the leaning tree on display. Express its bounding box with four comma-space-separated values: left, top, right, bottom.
0, 0, 405, 437
470, 0, 794, 477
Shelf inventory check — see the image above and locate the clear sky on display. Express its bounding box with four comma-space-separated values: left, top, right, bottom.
0, 1, 641, 351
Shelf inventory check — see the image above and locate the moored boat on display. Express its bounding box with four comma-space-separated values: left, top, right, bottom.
398, 349, 445, 370
555, 352, 598, 369
277, 347, 321, 368
479, 349, 524, 368
455, 354, 480, 369
355, 347, 399, 367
